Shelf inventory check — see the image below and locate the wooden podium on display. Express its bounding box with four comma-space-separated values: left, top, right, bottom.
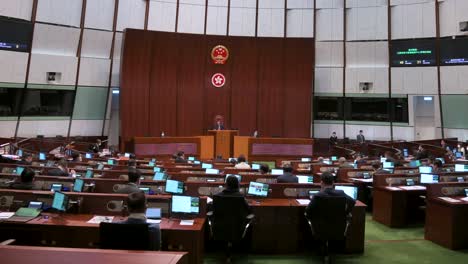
208, 130, 239, 159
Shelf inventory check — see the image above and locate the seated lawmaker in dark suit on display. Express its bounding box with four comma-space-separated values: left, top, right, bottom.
174, 151, 187, 163
213, 175, 250, 213
306, 172, 356, 218
414, 145, 429, 160
120, 192, 161, 250
116, 169, 141, 194
213, 120, 225, 131
10, 168, 37, 190
277, 164, 298, 183
48, 159, 74, 177
16, 153, 33, 166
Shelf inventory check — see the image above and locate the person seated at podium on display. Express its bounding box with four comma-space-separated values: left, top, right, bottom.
9, 168, 37, 190
277, 164, 298, 183
234, 155, 250, 169
48, 159, 76, 177
120, 191, 161, 250
213, 119, 225, 131
174, 151, 187, 163
259, 164, 270, 174
116, 169, 141, 194
306, 172, 355, 217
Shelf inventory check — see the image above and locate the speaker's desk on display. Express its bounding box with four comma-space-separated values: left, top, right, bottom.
0, 214, 204, 264
0, 245, 188, 264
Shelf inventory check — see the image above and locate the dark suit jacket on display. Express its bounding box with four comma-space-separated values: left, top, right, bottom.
174, 157, 187, 163
10, 181, 36, 190
329, 136, 338, 145
356, 134, 365, 143
48, 168, 69, 177
16, 160, 32, 166
213, 124, 225, 130
213, 189, 251, 213
120, 217, 161, 250
306, 188, 356, 217
276, 172, 299, 183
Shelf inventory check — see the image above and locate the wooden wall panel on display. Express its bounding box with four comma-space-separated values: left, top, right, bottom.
283, 38, 314, 138
230, 38, 258, 136
257, 38, 285, 137
120, 29, 153, 141
176, 34, 206, 136
148, 32, 178, 136
204, 36, 232, 130
121, 30, 314, 146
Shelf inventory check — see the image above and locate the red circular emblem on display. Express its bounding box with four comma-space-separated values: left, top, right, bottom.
211, 73, 226, 88
211, 45, 229, 64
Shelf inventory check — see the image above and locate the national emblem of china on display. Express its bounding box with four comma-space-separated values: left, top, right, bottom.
211, 45, 229, 64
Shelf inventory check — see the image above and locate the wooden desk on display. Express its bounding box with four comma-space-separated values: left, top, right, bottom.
133, 136, 214, 160
424, 182, 468, 249
373, 186, 426, 227
247, 199, 366, 254
0, 245, 188, 264
234, 137, 313, 162
207, 130, 238, 159
0, 214, 204, 264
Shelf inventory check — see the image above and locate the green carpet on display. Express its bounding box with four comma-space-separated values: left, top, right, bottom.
204, 214, 468, 264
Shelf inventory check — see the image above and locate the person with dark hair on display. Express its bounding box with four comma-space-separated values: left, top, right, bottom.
414, 145, 429, 160
174, 151, 186, 163
234, 155, 250, 169
119, 192, 161, 250
356, 130, 365, 144
17, 153, 33, 165
372, 161, 391, 174
116, 169, 141, 194
384, 151, 402, 167
432, 159, 443, 173
329, 131, 338, 146
71, 151, 82, 162
259, 164, 270, 174
48, 159, 75, 177
214, 176, 250, 211
10, 168, 37, 190
306, 171, 355, 217
89, 139, 102, 153
277, 164, 298, 183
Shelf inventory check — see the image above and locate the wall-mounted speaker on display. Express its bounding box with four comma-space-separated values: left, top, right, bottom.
359, 82, 373, 92
46, 72, 62, 84
460, 21, 468, 32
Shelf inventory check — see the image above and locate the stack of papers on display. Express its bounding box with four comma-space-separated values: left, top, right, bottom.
0, 212, 15, 219
399, 186, 426, 191
386, 187, 401, 191
460, 197, 468, 202
180, 220, 194, 226
438, 197, 461, 203
87, 216, 114, 224
296, 199, 310, 205
350, 178, 373, 183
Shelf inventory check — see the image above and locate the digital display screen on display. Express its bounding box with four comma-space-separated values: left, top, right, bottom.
247, 182, 269, 197
251, 164, 260, 170
420, 174, 439, 184
335, 185, 358, 200
440, 38, 468, 65
16, 167, 25, 175
419, 166, 433, 174
153, 172, 166, 181
154, 167, 161, 172
28, 201, 43, 209
297, 175, 314, 184
39, 153, 46, 160
0, 17, 33, 52
391, 39, 436, 66
85, 169, 94, 178
271, 169, 283, 175
73, 179, 84, 192
205, 168, 219, 174
165, 179, 184, 194
107, 159, 115, 165
139, 187, 150, 194
383, 162, 394, 169
188, 156, 195, 161
202, 163, 213, 169
85, 153, 93, 159
97, 164, 104, 170
52, 191, 68, 211
171, 195, 199, 214
406, 179, 415, 186
455, 164, 468, 172
146, 208, 161, 219
301, 158, 311, 162
51, 183, 62, 192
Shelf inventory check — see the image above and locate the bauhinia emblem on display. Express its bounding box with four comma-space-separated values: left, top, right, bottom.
211, 73, 226, 88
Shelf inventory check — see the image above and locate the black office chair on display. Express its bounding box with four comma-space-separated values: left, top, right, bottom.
305, 196, 350, 264
99, 222, 150, 250
207, 195, 254, 262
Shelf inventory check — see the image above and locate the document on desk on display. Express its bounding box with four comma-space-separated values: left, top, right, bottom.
296, 199, 310, 205
399, 185, 426, 191
460, 197, 468, 202
180, 220, 194, 226
0, 212, 15, 219
87, 216, 114, 224
386, 186, 401, 191
207, 197, 213, 204
438, 197, 461, 203
147, 219, 161, 224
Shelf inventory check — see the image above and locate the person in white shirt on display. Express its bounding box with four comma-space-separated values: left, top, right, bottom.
234, 155, 251, 169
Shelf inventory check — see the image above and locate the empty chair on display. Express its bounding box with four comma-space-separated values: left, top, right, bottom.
99, 222, 150, 250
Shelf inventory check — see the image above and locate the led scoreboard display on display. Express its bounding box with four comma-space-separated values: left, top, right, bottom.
390, 39, 436, 67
